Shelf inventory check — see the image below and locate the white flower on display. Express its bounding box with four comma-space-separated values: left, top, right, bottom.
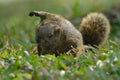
89, 65, 94, 71
48, 58, 52, 60
109, 50, 114, 54
10, 56, 15, 64
24, 50, 29, 56
9, 73, 15, 78
10, 56, 15, 60
18, 56, 22, 59
40, 55, 45, 57
96, 60, 103, 68
114, 56, 118, 61
60, 70, 65, 76
0, 61, 5, 66
104, 58, 110, 63
102, 53, 106, 55
101, 53, 108, 56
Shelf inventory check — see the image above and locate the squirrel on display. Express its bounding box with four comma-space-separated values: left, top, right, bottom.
29, 11, 110, 56
79, 12, 110, 47
29, 11, 83, 56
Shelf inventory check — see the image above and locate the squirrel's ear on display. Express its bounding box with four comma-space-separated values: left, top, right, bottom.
54, 26, 61, 35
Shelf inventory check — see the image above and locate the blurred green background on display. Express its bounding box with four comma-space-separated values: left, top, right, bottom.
0, 0, 120, 50
1, 0, 120, 80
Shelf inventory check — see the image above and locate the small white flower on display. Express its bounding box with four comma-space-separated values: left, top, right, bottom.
101, 53, 108, 56
24, 50, 29, 56
26, 62, 33, 69
40, 55, 45, 57
9, 73, 15, 78
11, 60, 15, 64
18, 56, 22, 59
114, 56, 118, 61
111, 63, 114, 67
10, 56, 15, 64
0, 61, 5, 66
48, 58, 52, 60
110, 46, 113, 49
89, 65, 94, 71
104, 58, 110, 63
60, 70, 65, 76
109, 50, 114, 54
102, 53, 106, 55
106, 72, 109, 75
96, 60, 103, 68
10, 56, 15, 60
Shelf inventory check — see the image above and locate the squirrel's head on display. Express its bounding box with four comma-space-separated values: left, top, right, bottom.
36, 22, 62, 48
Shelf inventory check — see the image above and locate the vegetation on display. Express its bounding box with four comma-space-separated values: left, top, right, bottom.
0, 0, 120, 80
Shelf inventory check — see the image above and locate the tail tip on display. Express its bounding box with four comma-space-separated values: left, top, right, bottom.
29, 11, 39, 17
29, 11, 34, 17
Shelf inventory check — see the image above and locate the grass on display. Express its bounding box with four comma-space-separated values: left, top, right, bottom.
1, 40, 120, 80
0, 0, 120, 80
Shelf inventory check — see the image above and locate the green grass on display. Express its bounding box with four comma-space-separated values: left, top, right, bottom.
0, 0, 120, 80
0, 40, 120, 80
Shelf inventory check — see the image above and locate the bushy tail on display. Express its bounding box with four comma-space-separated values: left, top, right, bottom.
79, 12, 110, 46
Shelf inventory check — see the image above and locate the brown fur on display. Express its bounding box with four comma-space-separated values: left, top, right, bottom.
29, 11, 83, 56
79, 12, 110, 46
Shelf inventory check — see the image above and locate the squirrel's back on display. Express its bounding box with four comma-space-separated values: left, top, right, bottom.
29, 11, 83, 56
79, 12, 110, 46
